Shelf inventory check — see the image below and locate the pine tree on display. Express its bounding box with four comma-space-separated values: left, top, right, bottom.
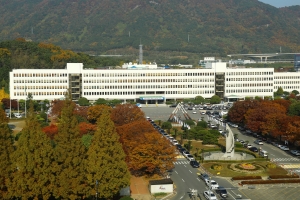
7, 101, 55, 199
0, 107, 14, 199
86, 109, 130, 199
53, 94, 87, 199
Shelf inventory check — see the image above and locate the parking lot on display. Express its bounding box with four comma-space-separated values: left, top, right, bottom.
240, 187, 300, 200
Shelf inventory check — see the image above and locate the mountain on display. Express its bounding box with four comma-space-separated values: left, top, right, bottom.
0, 0, 300, 56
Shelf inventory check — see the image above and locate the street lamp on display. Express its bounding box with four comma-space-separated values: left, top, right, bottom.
95, 180, 99, 200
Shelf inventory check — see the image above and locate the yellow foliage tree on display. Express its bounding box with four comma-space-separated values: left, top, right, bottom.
0, 88, 9, 102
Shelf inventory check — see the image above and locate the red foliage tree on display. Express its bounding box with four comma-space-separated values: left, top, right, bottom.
78, 122, 97, 136
42, 124, 58, 139
227, 100, 259, 124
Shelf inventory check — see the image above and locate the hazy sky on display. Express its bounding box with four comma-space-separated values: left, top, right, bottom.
259, 0, 300, 7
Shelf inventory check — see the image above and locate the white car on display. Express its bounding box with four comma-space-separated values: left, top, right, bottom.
203, 190, 218, 200
205, 179, 219, 189
186, 154, 195, 161
182, 151, 191, 158
192, 111, 197, 114
14, 113, 22, 118
254, 140, 263, 145
280, 146, 289, 151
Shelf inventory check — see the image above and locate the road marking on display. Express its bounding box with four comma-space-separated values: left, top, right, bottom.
180, 196, 184, 199
197, 178, 200, 181
184, 165, 186, 167
189, 170, 192, 173
228, 191, 236, 200
182, 179, 185, 182
175, 171, 178, 174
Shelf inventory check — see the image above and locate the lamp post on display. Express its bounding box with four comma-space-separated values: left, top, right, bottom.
95, 180, 99, 200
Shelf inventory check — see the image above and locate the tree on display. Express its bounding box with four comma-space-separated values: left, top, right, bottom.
94, 98, 107, 105
210, 95, 221, 104
52, 94, 87, 199
85, 109, 130, 199
87, 104, 112, 124
288, 102, 300, 116
291, 90, 299, 95
0, 107, 14, 199
161, 121, 172, 130
78, 97, 90, 106
111, 104, 145, 126
276, 87, 284, 96
197, 120, 207, 128
193, 96, 205, 104
42, 124, 58, 139
7, 102, 55, 199
78, 122, 97, 135
227, 100, 259, 124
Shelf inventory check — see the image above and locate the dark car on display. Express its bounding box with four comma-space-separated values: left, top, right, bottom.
216, 186, 228, 198
178, 148, 186, 153
198, 173, 209, 181
176, 144, 183, 149
190, 160, 200, 168
249, 146, 258, 152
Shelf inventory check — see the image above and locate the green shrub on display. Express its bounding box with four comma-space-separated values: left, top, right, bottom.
266, 163, 277, 169
153, 192, 167, 197
211, 164, 223, 170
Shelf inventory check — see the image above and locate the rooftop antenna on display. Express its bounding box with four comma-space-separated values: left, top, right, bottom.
139, 39, 143, 65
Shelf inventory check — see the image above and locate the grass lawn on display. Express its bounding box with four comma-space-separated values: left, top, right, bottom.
202, 161, 288, 177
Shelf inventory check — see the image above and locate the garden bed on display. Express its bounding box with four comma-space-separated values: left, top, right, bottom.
232, 176, 262, 181
241, 179, 300, 185
269, 174, 299, 179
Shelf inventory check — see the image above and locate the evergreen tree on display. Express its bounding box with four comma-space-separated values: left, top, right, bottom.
0, 107, 14, 199
53, 94, 87, 199
86, 109, 130, 199
7, 102, 55, 199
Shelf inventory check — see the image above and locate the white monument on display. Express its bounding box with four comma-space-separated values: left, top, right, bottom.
223, 124, 235, 158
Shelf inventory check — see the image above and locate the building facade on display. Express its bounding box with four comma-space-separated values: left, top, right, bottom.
9, 63, 300, 103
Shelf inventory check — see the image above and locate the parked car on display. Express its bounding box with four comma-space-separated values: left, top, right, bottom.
290, 150, 300, 156
201, 112, 206, 115
216, 186, 227, 198
254, 140, 263, 145
203, 191, 217, 200
249, 146, 258, 152
205, 179, 219, 189
199, 173, 209, 181
190, 160, 200, 168
182, 151, 191, 158
192, 111, 197, 114
280, 146, 289, 151
186, 154, 195, 161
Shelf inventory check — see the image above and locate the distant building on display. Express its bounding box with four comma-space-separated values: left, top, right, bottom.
295, 55, 300, 71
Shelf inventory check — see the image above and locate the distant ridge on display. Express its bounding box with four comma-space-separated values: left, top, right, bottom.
0, 0, 299, 55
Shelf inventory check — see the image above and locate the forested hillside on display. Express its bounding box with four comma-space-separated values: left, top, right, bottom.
0, 0, 300, 56
0, 39, 124, 92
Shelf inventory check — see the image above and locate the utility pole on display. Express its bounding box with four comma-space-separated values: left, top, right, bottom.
95, 180, 99, 200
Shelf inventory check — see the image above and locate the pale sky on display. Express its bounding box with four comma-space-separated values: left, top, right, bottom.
259, 0, 300, 7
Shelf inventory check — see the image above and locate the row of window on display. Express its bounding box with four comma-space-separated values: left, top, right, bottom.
274, 86, 300, 90
274, 76, 300, 79
226, 77, 273, 81
83, 72, 215, 77
83, 90, 215, 96
83, 84, 215, 90
226, 83, 273, 87
83, 78, 215, 83
226, 89, 273, 93
14, 86, 68, 90
14, 92, 65, 96
226, 71, 273, 75
13, 73, 67, 77
274, 81, 300, 85
14, 79, 68, 84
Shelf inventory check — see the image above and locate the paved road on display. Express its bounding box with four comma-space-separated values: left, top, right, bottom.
143, 106, 300, 200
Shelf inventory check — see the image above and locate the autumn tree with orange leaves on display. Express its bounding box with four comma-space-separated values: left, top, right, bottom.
87, 104, 112, 124
111, 104, 145, 126
228, 100, 259, 124
117, 120, 176, 175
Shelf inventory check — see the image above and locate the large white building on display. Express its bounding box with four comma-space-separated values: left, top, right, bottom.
9, 62, 300, 103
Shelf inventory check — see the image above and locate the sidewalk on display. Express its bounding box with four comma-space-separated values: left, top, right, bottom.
130, 176, 153, 200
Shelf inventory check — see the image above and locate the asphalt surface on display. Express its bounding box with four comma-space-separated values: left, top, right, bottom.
142, 105, 300, 200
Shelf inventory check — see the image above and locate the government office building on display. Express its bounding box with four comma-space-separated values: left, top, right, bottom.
9, 62, 300, 104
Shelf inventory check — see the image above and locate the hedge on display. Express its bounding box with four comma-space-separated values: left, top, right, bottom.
269, 175, 299, 179
232, 176, 262, 181
203, 158, 269, 163
241, 179, 300, 185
